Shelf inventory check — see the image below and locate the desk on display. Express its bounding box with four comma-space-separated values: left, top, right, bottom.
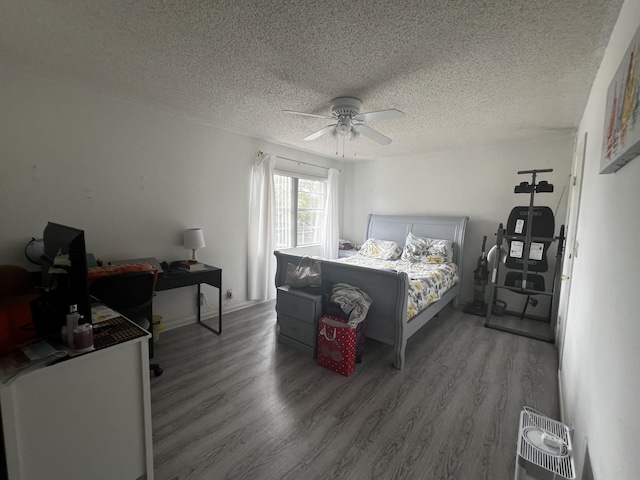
156, 265, 222, 334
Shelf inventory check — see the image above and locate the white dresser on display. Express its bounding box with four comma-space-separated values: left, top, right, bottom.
0, 322, 153, 480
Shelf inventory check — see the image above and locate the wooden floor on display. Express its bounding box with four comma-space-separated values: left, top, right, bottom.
150, 302, 559, 480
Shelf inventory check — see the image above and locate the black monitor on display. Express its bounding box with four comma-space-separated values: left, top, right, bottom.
40, 222, 91, 329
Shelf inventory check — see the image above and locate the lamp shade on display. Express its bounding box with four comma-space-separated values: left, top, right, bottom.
184, 228, 205, 250
184, 228, 205, 261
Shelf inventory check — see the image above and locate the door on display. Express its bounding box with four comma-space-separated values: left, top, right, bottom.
556, 132, 587, 369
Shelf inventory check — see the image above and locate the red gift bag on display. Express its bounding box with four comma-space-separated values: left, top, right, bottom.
317, 315, 357, 377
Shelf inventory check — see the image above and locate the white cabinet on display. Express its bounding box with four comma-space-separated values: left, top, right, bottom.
0, 333, 153, 480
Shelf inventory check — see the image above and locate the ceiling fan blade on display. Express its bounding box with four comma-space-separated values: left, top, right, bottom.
304, 125, 336, 141
283, 110, 334, 120
354, 109, 404, 122
353, 124, 392, 145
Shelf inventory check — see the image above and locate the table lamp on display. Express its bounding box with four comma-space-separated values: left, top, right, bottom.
183, 228, 205, 262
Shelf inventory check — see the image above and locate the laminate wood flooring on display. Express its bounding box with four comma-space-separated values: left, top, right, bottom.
150, 302, 559, 480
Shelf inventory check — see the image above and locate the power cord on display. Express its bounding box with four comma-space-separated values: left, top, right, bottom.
200, 292, 232, 311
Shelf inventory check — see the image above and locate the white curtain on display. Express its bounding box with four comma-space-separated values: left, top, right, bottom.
248, 153, 277, 300
320, 168, 340, 259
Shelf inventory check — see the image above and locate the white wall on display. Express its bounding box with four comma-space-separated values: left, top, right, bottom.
560, 1, 640, 478
0, 67, 344, 329
342, 136, 573, 310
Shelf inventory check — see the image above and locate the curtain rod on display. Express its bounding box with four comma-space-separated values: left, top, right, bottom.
256, 150, 341, 173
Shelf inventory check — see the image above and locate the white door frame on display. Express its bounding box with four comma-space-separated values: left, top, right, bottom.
556, 131, 587, 369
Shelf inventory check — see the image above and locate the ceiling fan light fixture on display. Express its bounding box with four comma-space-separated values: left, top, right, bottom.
336, 118, 351, 136
286, 97, 403, 145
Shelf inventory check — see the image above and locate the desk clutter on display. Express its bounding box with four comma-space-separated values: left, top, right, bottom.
92, 315, 148, 350
0, 340, 67, 385
88, 261, 159, 285
172, 260, 206, 272
0, 306, 147, 386
91, 301, 148, 349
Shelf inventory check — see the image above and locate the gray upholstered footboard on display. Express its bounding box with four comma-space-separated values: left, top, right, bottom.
275, 250, 408, 348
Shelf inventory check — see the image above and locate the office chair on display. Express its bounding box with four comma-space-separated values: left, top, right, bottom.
0, 265, 39, 353
89, 270, 163, 377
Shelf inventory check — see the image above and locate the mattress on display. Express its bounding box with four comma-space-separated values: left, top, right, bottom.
334, 256, 459, 320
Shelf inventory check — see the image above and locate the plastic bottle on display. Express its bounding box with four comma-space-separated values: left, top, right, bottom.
66, 304, 81, 350
73, 321, 94, 353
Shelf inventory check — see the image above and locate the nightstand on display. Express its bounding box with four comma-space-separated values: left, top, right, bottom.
276, 285, 323, 357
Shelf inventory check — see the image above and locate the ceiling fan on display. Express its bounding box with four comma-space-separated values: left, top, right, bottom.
283, 97, 404, 145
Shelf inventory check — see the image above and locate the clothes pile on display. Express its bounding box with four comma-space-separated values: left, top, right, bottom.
329, 283, 372, 327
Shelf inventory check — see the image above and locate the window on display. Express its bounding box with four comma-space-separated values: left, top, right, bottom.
274, 173, 327, 248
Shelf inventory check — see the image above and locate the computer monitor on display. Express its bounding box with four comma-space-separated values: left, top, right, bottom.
41, 222, 91, 327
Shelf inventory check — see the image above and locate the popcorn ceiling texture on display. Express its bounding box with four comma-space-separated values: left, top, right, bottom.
0, 0, 623, 160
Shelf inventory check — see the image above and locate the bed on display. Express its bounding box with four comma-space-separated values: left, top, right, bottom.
274, 214, 469, 369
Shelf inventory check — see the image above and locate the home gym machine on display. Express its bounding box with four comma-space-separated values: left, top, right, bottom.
484, 169, 565, 342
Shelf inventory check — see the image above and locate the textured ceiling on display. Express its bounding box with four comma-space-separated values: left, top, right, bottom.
0, 0, 624, 160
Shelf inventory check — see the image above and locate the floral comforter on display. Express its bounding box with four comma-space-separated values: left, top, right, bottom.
334, 256, 459, 320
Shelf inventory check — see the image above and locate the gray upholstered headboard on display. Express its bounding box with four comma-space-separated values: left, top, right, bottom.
364, 214, 469, 266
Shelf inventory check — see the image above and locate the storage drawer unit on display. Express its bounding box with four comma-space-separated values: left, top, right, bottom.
277, 333, 315, 358
279, 314, 317, 346
276, 285, 323, 357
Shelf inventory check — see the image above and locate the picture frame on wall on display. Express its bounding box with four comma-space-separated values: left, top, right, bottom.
601, 23, 640, 174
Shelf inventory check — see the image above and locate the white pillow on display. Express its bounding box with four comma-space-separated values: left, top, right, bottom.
426, 238, 454, 262
401, 232, 454, 263
357, 238, 402, 260
401, 232, 430, 262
